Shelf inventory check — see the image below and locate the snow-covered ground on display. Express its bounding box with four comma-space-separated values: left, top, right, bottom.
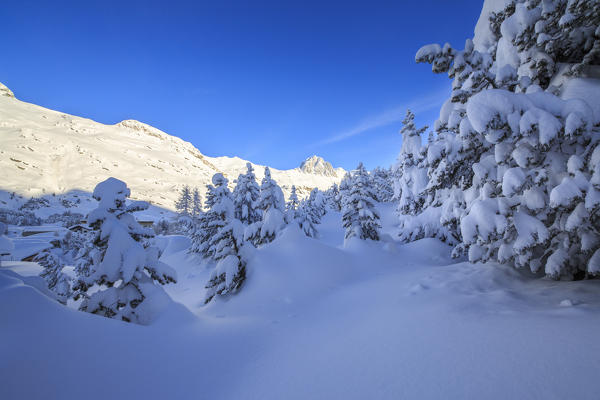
2, 203, 599, 400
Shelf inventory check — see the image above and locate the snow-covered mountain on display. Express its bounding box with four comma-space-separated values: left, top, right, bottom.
299, 155, 344, 177
0, 84, 344, 209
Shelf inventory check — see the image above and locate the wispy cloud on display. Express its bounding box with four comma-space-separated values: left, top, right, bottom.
314, 86, 450, 147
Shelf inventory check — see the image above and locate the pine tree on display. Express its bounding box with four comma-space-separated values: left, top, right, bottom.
203, 174, 247, 303
404, 0, 600, 279
232, 162, 261, 225
393, 110, 428, 215
245, 167, 287, 245
325, 183, 341, 211
192, 188, 202, 218
35, 230, 86, 304
307, 188, 327, 218
342, 163, 381, 241
74, 178, 176, 324
0, 222, 13, 266
285, 185, 300, 223
337, 172, 352, 210
295, 199, 319, 238
36, 248, 72, 304
371, 167, 394, 202
190, 175, 229, 258
175, 185, 192, 216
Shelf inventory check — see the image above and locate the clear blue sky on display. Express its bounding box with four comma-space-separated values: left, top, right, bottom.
1, 1, 483, 170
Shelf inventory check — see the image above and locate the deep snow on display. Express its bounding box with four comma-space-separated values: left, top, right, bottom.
2, 204, 600, 400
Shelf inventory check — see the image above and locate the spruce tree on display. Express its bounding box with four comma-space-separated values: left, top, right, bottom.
371, 167, 394, 203
203, 174, 247, 303
0, 222, 13, 266
295, 199, 319, 238
245, 167, 287, 245
192, 187, 202, 218
307, 188, 327, 218
232, 162, 261, 225
36, 231, 86, 304
326, 183, 341, 211
175, 185, 192, 216
342, 163, 381, 241
405, 0, 600, 279
74, 178, 176, 324
190, 175, 230, 258
285, 185, 300, 223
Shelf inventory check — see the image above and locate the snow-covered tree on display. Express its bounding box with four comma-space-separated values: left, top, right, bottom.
36, 247, 72, 304
232, 163, 261, 225
73, 178, 176, 324
307, 188, 327, 218
285, 185, 300, 222
203, 174, 248, 303
0, 222, 14, 266
190, 175, 230, 258
337, 173, 352, 211
397, 0, 600, 279
325, 183, 341, 211
371, 167, 394, 202
36, 228, 90, 304
175, 185, 192, 216
295, 199, 319, 238
459, 89, 598, 279
245, 167, 287, 246
192, 187, 202, 218
342, 163, 381, 241
393, 110, 428, 215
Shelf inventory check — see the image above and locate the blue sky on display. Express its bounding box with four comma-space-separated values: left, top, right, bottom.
1, 1, 482, 170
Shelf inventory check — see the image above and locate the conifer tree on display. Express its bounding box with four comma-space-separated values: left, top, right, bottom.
326, 183, 341, 211
192, 188, 202, 218
307, 188, 327, 218
35, 231, 86, 304
232, 163, 261, 225
74, 178, 176, 324
0, 222, 13, 266
403, 0, 600, 279
175, 185, 192, 216
342, 163, 381, 241
285, 185, 300, 223
295, 199, 319, 238
371, 167, 394, 202
203, 174, 247, 303
245, 167, 287, 245
191, 175, 231, 258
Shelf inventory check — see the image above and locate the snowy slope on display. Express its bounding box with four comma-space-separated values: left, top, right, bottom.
2, 204, 600, 400
0, 86, 343, 209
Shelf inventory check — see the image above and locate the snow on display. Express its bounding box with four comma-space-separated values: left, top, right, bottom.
560, 77, 600, 124
0, 91, 343, 209
2, 0, 600, 395
550, 177, 583, 208
2, 203, 600, 399
473, 0, 512, 52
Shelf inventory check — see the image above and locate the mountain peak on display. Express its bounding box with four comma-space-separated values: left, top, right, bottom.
299, 155, 338, 177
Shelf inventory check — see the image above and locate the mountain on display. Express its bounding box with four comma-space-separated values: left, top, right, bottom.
299, 155, 344, 177
0, 84, 344, 210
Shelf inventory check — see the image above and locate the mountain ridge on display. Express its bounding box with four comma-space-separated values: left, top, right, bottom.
0, 83, 344, 210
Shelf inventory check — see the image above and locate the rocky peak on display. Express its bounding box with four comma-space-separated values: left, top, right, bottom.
299, 155, 338, 177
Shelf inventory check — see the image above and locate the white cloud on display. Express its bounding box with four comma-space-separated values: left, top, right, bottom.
315, 86, 450, 146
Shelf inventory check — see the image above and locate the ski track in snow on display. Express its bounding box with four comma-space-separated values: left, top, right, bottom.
1, 204, 600, 400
